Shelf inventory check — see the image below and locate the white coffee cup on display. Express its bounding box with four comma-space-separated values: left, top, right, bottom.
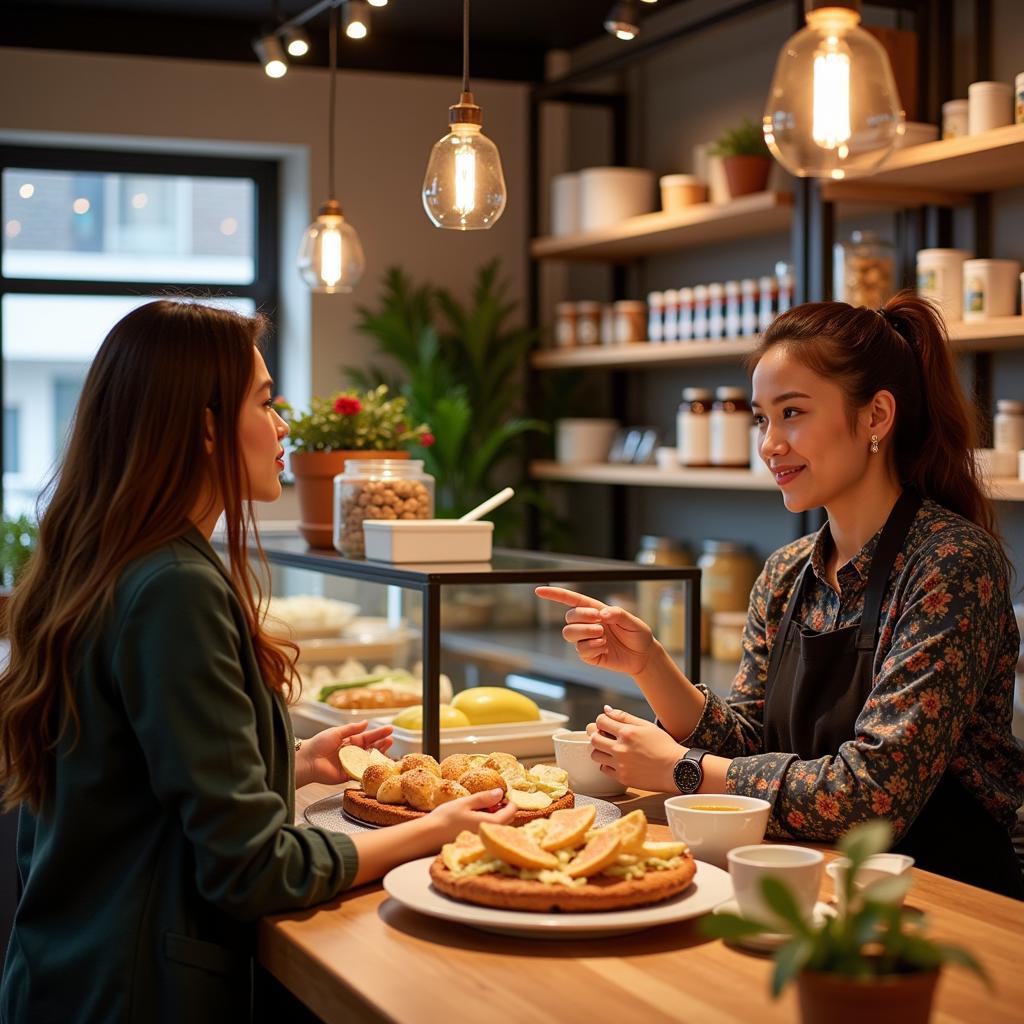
727, 844, 824, 928
825, 853, 915, 914
552, 730, 626, 797
664, 794, 771, 868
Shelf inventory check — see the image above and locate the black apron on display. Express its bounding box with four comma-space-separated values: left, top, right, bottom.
764, 491, 1023, 899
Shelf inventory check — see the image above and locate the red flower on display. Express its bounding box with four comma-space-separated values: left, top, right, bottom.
333, 396, 362, 416
420, 433, 435, 447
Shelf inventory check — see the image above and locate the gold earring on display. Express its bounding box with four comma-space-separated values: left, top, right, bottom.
870, 434, 879, 454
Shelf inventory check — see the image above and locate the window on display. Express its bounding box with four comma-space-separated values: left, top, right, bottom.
1, 146, 279, 518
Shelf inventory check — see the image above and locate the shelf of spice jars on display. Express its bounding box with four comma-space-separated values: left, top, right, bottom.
529, 191, 793, 262
821, 124, 1024, 206
529, 460, 778, 492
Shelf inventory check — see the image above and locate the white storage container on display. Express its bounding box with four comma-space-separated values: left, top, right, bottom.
362, 520, 493, 563
942, 98, 968, 139
916, 248, 972, 323
963, 258, 1021, 321
968, 81, 1012, 134
659, 174, 707, 212
578, 167, 655, 231
555, 418, 618, 463
549, 171, 580, 236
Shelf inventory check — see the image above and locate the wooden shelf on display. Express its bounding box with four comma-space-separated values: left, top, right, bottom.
531, 337, 759, 370
530, 460, 777, 492
530, 191, 793, 262
532, 460, 1024, 502
529, 319, 1024, 370
822, 124, 1024, 206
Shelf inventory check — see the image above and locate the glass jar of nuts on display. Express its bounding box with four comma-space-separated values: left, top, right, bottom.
833, 230, 895, 309
333, 459, 435, 558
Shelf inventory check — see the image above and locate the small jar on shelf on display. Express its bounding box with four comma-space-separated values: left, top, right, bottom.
554, 301, 577, 348
834, 230, 894, 309
710, 386, 751, 467
662, 289, 679, 342
676, 387, 713, 467
574, 301, 602, 346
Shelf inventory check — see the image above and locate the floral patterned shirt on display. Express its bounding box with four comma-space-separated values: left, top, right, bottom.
683, 498, 1024, 842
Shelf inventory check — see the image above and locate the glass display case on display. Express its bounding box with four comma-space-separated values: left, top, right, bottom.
240, 532, 706, 760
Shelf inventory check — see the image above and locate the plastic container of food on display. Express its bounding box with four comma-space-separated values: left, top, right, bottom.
362, 520, 493, 563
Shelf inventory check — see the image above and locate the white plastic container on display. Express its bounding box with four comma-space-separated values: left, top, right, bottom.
362, 520, 494, 563
555, 418, 619, 463
578, 167, 655, 231
380, 709, 571, 759
942, 98, 969, 139
659, 173, 707, 212
549, 171, 580, 236
968, 80, 1012, 134
963, 258, 1021, 320
916, 248, 972, 323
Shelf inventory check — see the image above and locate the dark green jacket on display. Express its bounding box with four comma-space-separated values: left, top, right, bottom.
0, 530, 359, 1023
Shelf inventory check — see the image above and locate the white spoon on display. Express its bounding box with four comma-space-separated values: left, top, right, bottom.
459, 486, 515, 522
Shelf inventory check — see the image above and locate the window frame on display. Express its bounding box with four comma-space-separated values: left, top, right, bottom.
0, 144, 280, 514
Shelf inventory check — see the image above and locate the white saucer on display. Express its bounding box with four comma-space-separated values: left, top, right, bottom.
712, 899, 836, 952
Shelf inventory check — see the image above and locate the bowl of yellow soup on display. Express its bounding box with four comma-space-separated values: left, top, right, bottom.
663, 794, 772, 868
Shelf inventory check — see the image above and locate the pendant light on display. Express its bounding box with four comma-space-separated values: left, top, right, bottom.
421, 0, 507, 230
604, 0, 641, 41
763, 0, 904, 180
297, 3, 366, 293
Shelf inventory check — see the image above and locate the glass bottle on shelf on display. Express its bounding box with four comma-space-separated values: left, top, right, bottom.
677, 387, 713, 467
635, 535, 693, 633
710, 387, 751, 467
833, 230, 894, 309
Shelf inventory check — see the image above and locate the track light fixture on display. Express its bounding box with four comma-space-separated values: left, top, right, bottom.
368, 0, 389, 6
283, 26, 311, 57
604, 0, 641, 41
253, 34, 288, 77
343, 0, 371, 40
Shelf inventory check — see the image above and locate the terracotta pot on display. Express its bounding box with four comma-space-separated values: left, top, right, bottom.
797, 968, 940, 1024
290, 449, 410, 549
722, 155, 772, 198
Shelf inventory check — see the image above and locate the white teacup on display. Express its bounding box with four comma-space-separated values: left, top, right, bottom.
664, 794, 771, 869
826, 853, 915, 913
552, 730, 626, 797
728, 844, 824, 928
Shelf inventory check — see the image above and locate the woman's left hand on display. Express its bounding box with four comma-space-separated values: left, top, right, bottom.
296, 721, 394, 788
586, 705, 685, 793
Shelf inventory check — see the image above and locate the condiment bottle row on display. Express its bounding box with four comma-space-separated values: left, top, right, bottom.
675, 386, 769, 472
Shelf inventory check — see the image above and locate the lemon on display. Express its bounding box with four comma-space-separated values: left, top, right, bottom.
451, 687, 541, 725
391, 704, 471, 730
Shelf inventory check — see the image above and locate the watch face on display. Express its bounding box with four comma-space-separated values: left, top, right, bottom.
673, 758, 702, 794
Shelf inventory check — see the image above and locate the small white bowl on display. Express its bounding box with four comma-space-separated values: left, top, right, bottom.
663, 794, 771, 868
655, 446, 680, 471
826, 853, 915, 913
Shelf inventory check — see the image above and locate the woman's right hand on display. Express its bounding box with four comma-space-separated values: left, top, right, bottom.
534, 586, 658, 677
427, 788, 517, 843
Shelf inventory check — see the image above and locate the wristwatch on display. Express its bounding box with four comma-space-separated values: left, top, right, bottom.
672, 748, 709, 794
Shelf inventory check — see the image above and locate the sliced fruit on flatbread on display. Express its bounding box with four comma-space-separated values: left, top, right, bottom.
338, 745, 372, 782
641, 839, 688, 859
539, 805, 597, 852
505, 788, 553, 811
588, 809, 648, 855
529, 764, 569, 787
565, 831, 622, 879
441, 830, 488, 872
478, 823, 559, 871
368, 747, 396, 769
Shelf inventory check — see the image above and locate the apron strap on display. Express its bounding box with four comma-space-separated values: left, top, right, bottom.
765, 560, 812, 687
856, 490, 922, 651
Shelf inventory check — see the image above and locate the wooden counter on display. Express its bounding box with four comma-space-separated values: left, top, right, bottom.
260, 785, 1023, 1024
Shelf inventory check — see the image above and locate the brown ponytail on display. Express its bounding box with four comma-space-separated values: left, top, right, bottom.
752, 290, 1001, 546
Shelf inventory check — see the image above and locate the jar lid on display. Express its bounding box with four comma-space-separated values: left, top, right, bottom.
916, 248, 973, 260
555, 301, 577, 313
575, 300, 602, 312
707, 282, 723, 294
724, 280, 741, 292
614, 300, 647, 311
968, 80, 1012, 94
681, 386, 713, 401
701, 539, 749, 555
741, 278, 758, 290
964, 258, 1021, 269
343, 458, 425, 474
693, 284, 709, 296
715, 386, 747, 401
942, 98, 968, 110
996, 399, 1024, 413
659, 174, 701, 186
646, 291, 665, 304
678, 287, 694, 300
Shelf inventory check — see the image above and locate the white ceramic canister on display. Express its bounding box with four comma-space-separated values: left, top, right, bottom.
942, 98, 969, 139
968, 81, 1012, 134
549, 171, 580, 236
916, 248, 973, 323
1017, 72, 1024, 124
963, 259, 1021, 321
578, 167, 655, 232
994, 400, 1024, 456
555, 419, 619, 464
659, 173, 707, 212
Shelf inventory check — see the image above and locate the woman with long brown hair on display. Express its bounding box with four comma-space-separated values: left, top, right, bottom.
541, 291, 1023, 898
0, 299, 513, 1022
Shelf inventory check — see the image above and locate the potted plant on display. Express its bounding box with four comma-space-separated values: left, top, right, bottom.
710, 117, 773, 198
703, 820, 989, 1024
274, 385, 432, 548
0, 514, 38, 631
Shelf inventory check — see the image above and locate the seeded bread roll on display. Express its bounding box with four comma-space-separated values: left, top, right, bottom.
401, 769, 440, 811
399, 753, 441, 777
361, 762, 398, 799
376, 775, 405, 804
458, 768, 506, 796
440, 754, 475, 782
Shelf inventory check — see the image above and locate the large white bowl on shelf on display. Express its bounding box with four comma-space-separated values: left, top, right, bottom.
371, 709, 570, 759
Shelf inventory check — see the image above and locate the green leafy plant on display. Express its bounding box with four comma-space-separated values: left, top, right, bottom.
274, 384, 432, 454
0, 514, 38, 589
709, 117, 770, 158
349, 262, 548, 532
702, 820, 989, 996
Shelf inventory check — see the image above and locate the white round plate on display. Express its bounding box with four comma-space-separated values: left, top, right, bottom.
712, 899, 836, 952
382, 857, 733, 939
304, 793, 622, 836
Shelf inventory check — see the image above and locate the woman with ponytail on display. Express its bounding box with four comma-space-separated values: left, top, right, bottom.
0, 300, 513, 1023
540, 291, 1023, 898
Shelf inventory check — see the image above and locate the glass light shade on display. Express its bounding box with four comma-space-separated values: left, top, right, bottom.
763, 6, 904, 179
344, 0, 370, 39
604, 0, 641, 40
297, 201, 365, 293
422, 123, 507, 230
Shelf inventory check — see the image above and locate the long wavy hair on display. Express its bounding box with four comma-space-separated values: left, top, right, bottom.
751, 290, 1001, 546
0, 299, 297, 813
